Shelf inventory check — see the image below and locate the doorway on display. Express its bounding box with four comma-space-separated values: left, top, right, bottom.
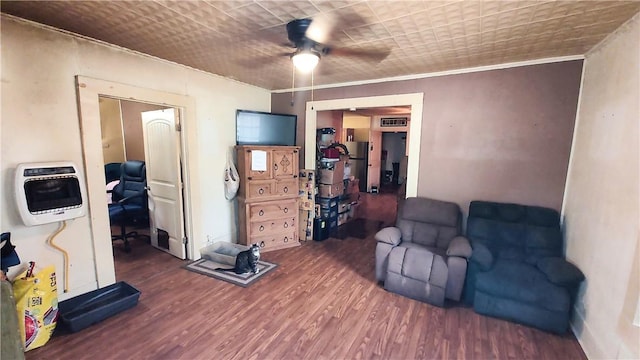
315, 100, 417, 225
76, 76, 196, 288
99, 98, 187, 264
304, 93, 424, 198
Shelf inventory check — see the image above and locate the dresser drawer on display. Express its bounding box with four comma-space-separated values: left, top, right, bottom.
254, 230, 297, 251
250, 216, 296, 237
274, 179, 298, 197
249, 200, 296, 220
246, 181, 273, 199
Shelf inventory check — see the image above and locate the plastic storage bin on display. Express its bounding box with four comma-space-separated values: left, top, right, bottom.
199, 242, 248, 265
58, 281, 140, 333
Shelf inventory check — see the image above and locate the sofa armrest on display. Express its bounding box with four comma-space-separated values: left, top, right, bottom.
469, 242, 494, 271
375, 227, 402, 246
536, 257, 585, 286
446, 236, 472, 259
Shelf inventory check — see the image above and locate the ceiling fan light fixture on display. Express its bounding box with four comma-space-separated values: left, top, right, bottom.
292, 50, 320, 73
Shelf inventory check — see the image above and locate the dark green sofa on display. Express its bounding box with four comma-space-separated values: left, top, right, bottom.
463, 201, 584, 334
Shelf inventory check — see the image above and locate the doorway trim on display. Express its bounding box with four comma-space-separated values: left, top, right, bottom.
76, 76, 196, 287
305, 93, 424, 197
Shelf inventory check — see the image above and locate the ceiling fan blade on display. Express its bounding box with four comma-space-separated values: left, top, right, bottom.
327, 46, 390, 62
305, 13, 336, 44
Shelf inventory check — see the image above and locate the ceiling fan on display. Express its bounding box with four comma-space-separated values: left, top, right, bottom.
284, 15, 390, 73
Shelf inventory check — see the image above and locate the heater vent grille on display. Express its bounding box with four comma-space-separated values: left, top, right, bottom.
380, 117, 408, 127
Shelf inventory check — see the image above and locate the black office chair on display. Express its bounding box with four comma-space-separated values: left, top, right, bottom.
108, 161, 149, 252
104, 162, 122, 184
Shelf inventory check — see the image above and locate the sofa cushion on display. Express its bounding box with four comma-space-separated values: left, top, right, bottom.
475, 260, 570, 312
401, 197, 460, 227
387, 246, 447, 289
469, 201, 560, 227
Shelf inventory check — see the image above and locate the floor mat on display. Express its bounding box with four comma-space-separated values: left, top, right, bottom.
183, 259, 277, 287
333, 218, 384, 239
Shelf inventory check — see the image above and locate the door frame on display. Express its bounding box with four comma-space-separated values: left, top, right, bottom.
304, 93, 424, 197
76, 76, 196, 287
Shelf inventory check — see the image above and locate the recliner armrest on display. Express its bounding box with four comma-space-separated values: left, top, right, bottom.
446, 236, 472, 259
536, 257, 585, 286
375, 227, 402, 246
469, 242, 494, 271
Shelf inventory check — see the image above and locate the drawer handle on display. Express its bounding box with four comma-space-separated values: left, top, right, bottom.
260, 241, 265, 248
284, 237, 288, 243
283, 207, 288, 213
284, 223, 288, 228
259, 225, 264, 232
283, 186, 288, 193
259, 210, 264, 216
274, 163, 279, 171
258, 188, 264, 195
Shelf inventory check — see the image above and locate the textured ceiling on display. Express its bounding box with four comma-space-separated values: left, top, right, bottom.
2, 1, 639, 91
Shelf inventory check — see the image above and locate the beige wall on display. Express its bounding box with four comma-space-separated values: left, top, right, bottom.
120, 100, 167, 161
1, 17, 271, 300
563, 13, 639, 359
317, 110, 343, 143
273, 61, 582, 215
99, 97, 125, 164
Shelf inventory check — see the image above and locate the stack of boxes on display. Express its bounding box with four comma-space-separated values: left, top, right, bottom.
298, 169, 315, 241
315, 160, 345, 240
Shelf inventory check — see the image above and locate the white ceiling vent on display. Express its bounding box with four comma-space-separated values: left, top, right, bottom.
380, 117, 408, 127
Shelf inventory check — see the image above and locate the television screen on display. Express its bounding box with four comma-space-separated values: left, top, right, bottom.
236, 110, 297, 146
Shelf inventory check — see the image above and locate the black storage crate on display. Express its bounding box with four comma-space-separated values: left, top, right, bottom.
58, 281, 140, 333
313, 218, 329, 241
316, 196, 339, 210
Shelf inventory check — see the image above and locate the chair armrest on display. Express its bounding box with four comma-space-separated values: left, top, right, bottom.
374, 227, 402, 246
469, 242, 494, 271
446, 236, 472, 259
117, 191, 145, 204
536, 257, 585, 286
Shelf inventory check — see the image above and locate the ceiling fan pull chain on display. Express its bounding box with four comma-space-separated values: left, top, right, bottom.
311, 70, 314, 103
291, 63, 295, 106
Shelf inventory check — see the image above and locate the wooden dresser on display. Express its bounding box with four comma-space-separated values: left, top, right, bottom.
235, 145, 300, 252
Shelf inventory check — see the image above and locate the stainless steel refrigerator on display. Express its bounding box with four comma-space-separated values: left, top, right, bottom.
344, 141, 368, 192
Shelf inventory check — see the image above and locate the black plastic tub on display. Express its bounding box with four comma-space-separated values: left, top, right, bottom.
58, 281, 140, 333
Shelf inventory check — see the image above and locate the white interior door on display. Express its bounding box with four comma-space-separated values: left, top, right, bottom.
367, 130, 382, 191
141, 108, 186, 259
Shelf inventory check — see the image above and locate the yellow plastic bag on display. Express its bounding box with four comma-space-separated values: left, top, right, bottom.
13, 263, 58, 351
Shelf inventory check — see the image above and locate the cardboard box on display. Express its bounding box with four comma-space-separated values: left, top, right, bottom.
345, 178, 359, 194
298, 169, 316, 210
298, 209, 314, 241
318, 182, 344, 198
299, 197, 315, 211
299, 169, 315, 183
337, 212, 349, 226
319, 161, 345, 184
349, 202, 360, 219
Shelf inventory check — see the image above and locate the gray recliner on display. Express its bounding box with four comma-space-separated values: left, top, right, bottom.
375, 197, 471, 307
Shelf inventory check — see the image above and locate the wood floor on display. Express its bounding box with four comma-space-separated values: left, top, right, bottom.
27, 195, 586, 360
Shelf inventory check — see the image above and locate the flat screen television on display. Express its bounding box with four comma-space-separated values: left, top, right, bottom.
236, 110, 297, 146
